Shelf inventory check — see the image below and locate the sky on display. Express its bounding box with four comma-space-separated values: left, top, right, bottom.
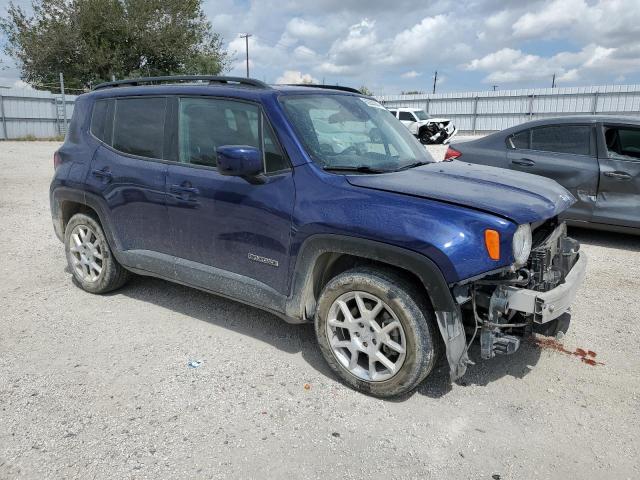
1, 0, 640, 94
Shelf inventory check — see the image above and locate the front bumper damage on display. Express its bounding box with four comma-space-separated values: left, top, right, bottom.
445, 221, 587, 379
416, 121, 458, 145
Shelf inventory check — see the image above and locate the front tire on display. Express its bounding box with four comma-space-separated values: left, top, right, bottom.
315, 267, 438, 397
64, 213, 129, 294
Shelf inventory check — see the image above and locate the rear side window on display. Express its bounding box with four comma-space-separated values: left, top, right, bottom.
398, 111, 414, 121
530, 125, 591, 155
112, 97, 167, 159
90, 99, 109, 142
178, 97, 288, 172
509, 130, 530, 149
388, 110, 397, 117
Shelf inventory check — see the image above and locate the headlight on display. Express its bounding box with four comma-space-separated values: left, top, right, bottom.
512, 224, 532, 266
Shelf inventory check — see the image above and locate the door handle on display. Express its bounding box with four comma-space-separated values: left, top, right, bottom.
170, 184, 199, 195
91, 168, 112, 181
511, 158, 535, 167
604, 171, 632, 180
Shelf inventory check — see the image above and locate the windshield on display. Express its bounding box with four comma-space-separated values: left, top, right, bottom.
414, 110, 430, 121
280, 94, 435, 172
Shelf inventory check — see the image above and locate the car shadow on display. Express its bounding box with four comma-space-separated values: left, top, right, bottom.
568, 226, 640, 252
103, 273, 546, 401
115, 274, 336, 379
406, 338, 542, 400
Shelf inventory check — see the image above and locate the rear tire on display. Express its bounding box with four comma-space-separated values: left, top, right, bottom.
64, 213, 129, 294
315, 267, 438, 397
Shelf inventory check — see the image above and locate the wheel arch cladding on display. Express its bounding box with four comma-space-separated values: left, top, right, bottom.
286, 234, 470, 380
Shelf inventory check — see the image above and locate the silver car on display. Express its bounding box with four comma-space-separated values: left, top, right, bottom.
447, 115, 640, 235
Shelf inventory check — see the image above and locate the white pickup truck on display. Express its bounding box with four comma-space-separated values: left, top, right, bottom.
388, 107, 457, 145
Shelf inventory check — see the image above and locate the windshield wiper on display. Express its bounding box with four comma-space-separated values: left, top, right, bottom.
393, 161, 431, 172
323, 165, 390, 174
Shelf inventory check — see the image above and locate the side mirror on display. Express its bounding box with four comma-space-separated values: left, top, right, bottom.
216, 145, 265, 183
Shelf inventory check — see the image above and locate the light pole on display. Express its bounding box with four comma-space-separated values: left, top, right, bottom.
239, 33, 252, 78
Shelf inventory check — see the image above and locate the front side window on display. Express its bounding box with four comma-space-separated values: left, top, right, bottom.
178, 98, 288, 172
530, 125, 591, 156
280, 94, 435, 172
112, 97, 166, 159
605, 126, 640, 160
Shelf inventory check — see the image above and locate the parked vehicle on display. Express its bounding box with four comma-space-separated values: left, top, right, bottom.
446, 116, 640, 234
50, 76, 586, 397
388, 107, 457, 144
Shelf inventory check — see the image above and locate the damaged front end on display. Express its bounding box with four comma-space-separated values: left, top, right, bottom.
418, 121, 458, 145
450, 219, 586, 376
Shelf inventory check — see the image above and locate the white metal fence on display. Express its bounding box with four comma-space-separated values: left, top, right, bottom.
0, 87, 76, 140
3, 83, 640, 139
377, 84, 640, 133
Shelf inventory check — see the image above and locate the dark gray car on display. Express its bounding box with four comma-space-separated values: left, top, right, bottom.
448, 115, 640, 234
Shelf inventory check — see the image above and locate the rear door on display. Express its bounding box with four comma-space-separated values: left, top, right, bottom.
505, 124, 599, 222
85, 96, 172, 258
165, 96, 295, 294
592, 124, 640, 229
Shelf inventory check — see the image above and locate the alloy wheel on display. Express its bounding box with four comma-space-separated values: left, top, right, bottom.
69, 224, 104, 282
326, 291, 407, 382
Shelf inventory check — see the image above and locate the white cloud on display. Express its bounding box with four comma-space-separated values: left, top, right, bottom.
285, 18, 327, 40
3, 0, 640, 92
466, 42, 640, 85
275, 70, 319, 84
513, 0, 588, 38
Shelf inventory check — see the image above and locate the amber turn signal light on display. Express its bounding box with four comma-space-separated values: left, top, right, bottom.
484, 229, 500, 260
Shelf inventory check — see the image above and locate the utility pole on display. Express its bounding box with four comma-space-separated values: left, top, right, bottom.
432, 70, 438, 94
492, 85, 498, 91
59, 72, 67, 132
551, 73, 556, 88
239, 33, 252, 78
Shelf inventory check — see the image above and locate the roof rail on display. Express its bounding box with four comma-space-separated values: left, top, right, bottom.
285, 84, 362, 94
93, 75, 270, 91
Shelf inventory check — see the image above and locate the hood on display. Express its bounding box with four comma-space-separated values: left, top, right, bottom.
418, 118, 449, 125
346, 161, 575, 224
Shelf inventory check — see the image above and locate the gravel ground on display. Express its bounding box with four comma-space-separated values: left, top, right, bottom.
1, 141, 639, 480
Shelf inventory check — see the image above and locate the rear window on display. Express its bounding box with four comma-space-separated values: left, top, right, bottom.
112, 97, 167, 159
530, 125, 591, 156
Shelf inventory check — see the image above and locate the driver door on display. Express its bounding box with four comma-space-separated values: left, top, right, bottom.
593, 124, 640, 229
165, 97, 295, 294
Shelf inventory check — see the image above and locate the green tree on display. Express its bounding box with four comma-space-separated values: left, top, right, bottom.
0, 0, 230, 92
359, 85, 373, 96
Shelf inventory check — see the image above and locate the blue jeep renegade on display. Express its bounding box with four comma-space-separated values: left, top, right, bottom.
50, 76, 587, 397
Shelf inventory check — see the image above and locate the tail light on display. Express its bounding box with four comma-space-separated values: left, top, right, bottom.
54, 151, 62, 170
444, 146, 461, 161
